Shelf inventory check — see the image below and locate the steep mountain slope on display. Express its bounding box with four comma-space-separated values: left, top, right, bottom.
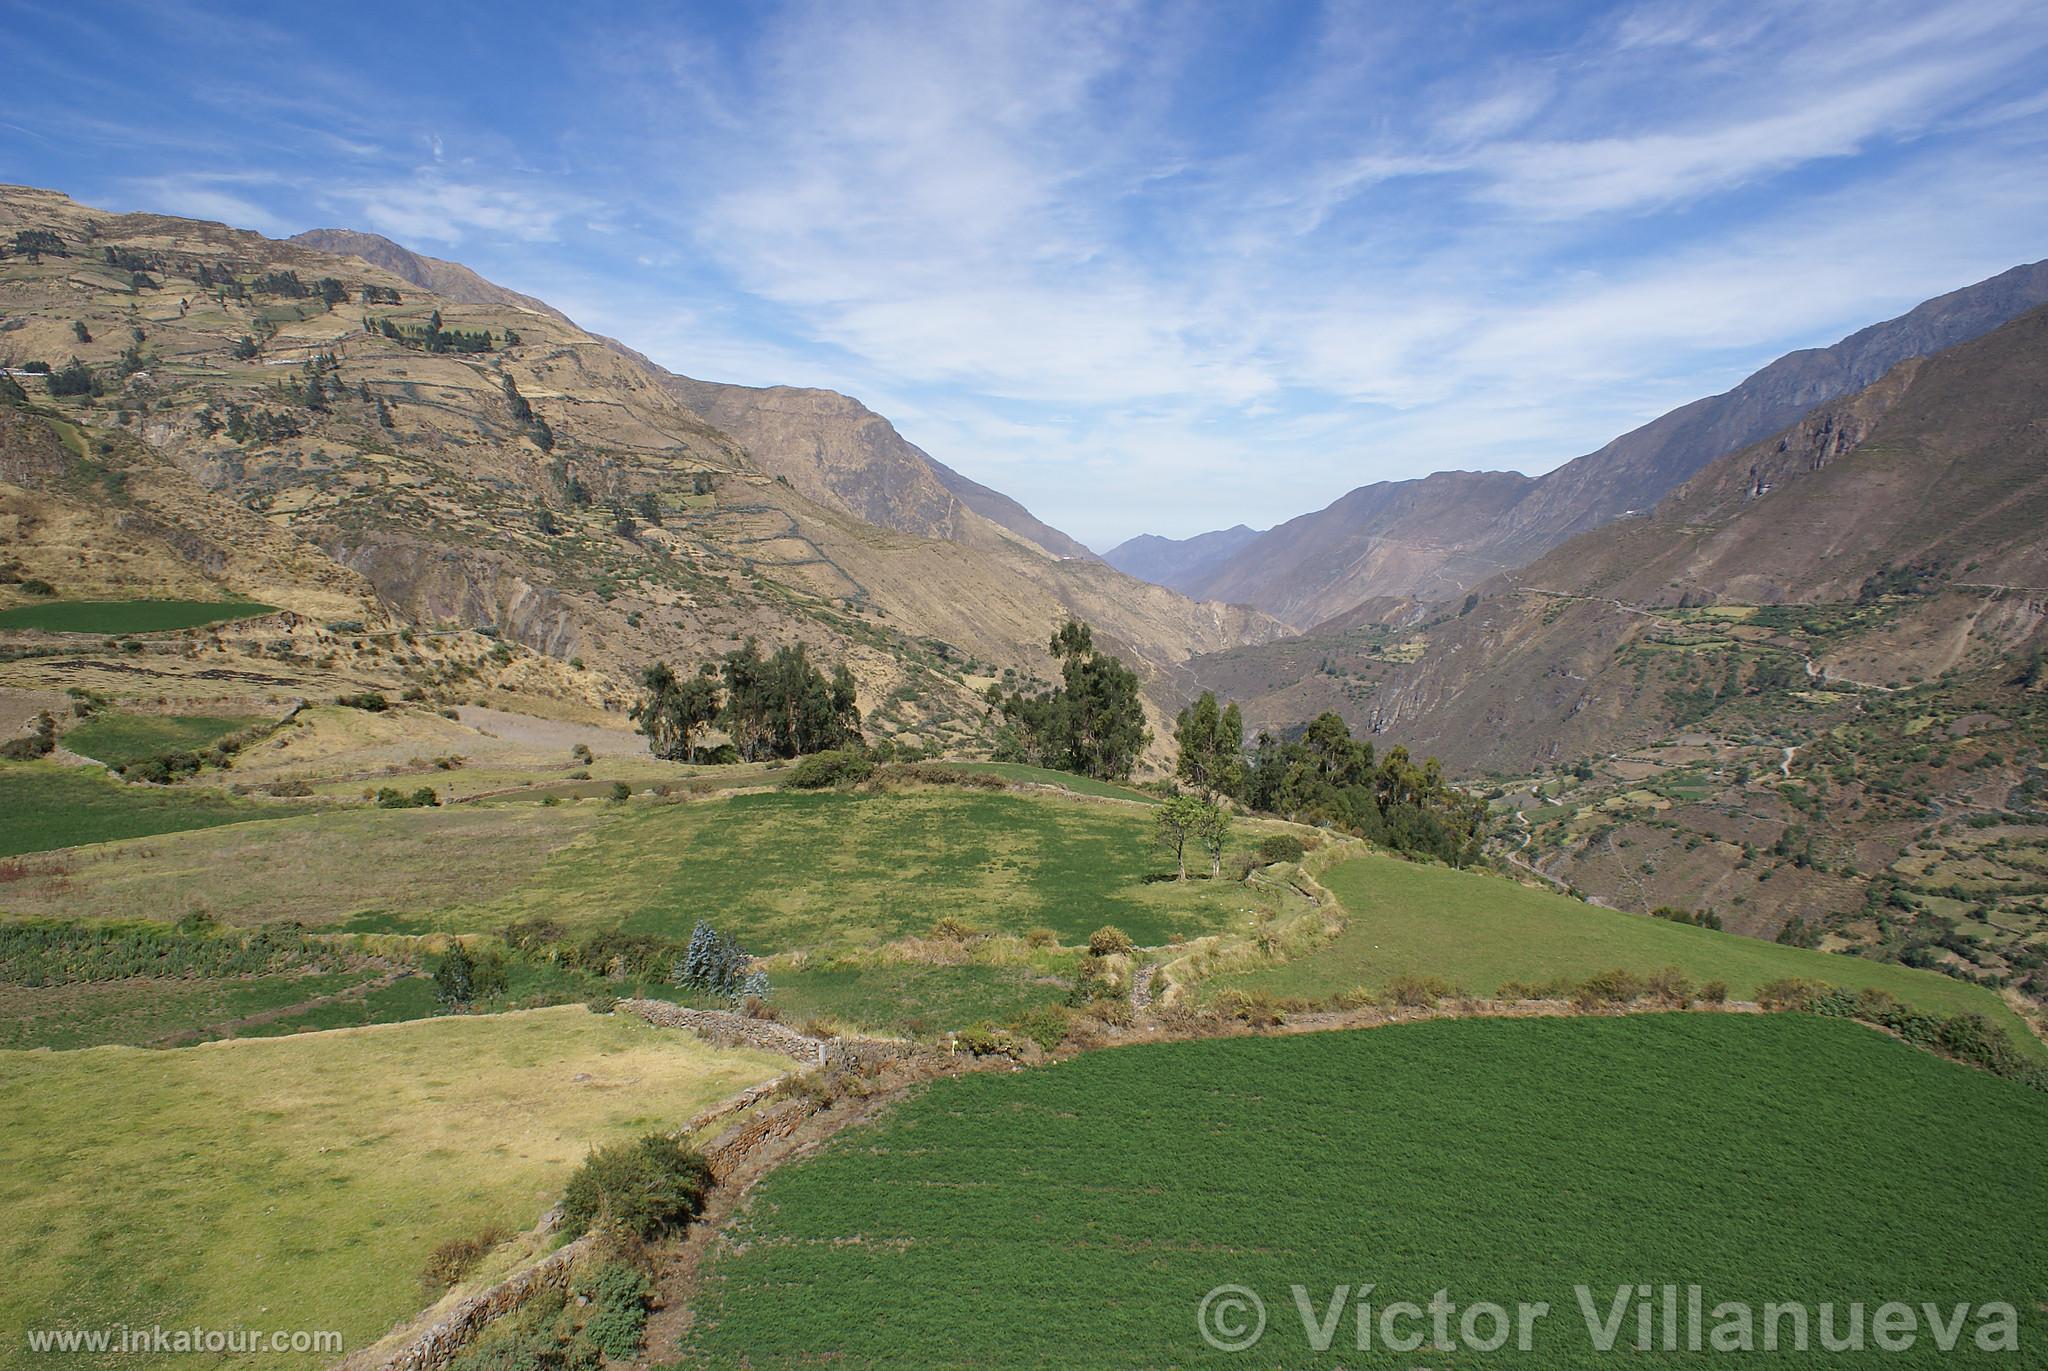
1101, 524, 1261, 594
296, 230, 1097, 563
1189, 260, 2048, 626
288, 228, 574, 325
1192, 307, 2048, 980
0, 186, 1279, 755
660, 378, 1090, 560
1332, 303, 2048, 771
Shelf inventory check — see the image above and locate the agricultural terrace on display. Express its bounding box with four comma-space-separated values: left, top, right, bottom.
0, 1008, 786, 1369
1204, 851, 2044, 1056
681, 1014, 2048, 1369
0, 762, 290, 858
0, 598, 277, 634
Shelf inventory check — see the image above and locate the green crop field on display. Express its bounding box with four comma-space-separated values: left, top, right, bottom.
0, 1007, 787, 1369
0, 598, 277, 634
61, 711, 267, 768
681, 1015, 2048, 1369
0, 763, 291, 858
1206, 851, 2045, 1058
760, 956, 1076, 1037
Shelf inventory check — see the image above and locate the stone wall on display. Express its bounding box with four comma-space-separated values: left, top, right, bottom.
615, 999, 826, 1062
348, 1234, 591, 1371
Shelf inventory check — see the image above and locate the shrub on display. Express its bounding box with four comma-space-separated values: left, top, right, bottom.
571, 743, 593, 764
1572, 969, 1645, 1010
957, 1022, 1029, 1058
928, 915, 980, 942
1085, 996, 1136, 1028
420, 1225, 509, 1292
1754, 978, 1822, 1012
335, 691, 388, 712
1, 712, 56, 761
1024, 926, 1059, 948
608, 781, 631, 803
374, 786, 439, 809
434, 942, 508, 1006
1013, 1005, 1071, 1053
1645, 966, 1694, 1007
575, 1261, 653, 1359
1386, 974, 1454, 1009
782, 749, 875, 790
1212, 989, 1283, 1027
1087, 925, 1135, 957
585, 991, 618, 1015
1698, 980, 1729, 1004
557, 1134, 713, 1239
1257, 834, 1306, 865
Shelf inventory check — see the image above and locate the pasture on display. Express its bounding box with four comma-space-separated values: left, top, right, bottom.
0, 1007, 786, 1369
680, 1014, 2048, 1369
1206, 851, 2044, 1056
0, 598, 276, 634
0, 762, 290, 858
61, 711, 266, 768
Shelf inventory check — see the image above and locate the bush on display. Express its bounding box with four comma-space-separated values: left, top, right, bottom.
1013, 1005, 1070, 1053
1257, 834, 1306, 865
1386, 974, 1454, 1009
557, 1134, 712, 1239
1087, 925, 1135, 957
434, 942, 508, 1006
1754, 978, 1822, 1012
957, 1021, 1029, 1058
608, 781, 631, 803
335, 691, 388, 712
575, 1261, 653, 1359
420, 1225, 509, 1292
1024, 926, 1059, 948
586, 991, 618, 1015
782, 749, 875, 790
1212, 989, 1283, 1027
1645, 966, 1694, 1007
375, 786, 439, 809
928, 915, 980, 942
1698, 980, 1729, 1004
1572, 968, 1645, 1009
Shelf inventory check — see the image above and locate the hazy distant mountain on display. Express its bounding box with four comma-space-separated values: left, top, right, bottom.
1190, 259, 2048, 627
1101, 525, 1261, 593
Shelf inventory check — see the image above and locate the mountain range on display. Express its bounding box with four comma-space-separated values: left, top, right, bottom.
0, 186, 1279, 760
1123, 259, 2048, 627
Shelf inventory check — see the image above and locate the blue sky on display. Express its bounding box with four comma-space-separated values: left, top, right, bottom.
5, 0, 2047, 549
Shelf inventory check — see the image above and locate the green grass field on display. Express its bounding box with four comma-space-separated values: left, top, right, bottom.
0, 763, 290, 858
0, 1008, 787, 1369
61, 711, 266, 768
680, 1015, 2048, 1368
479, 789, 1265, 950
942, 761, 1159, 803
1208, 851, 2045, 1057
0, 598, 277, 634
0, 971, 383, 1050
756, 956, 1076, 1037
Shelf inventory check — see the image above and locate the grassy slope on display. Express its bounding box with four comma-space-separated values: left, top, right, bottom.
942, 761, 1159, 803
61, 712, 266, 768
0, 971, 383, 1049
0, 762, 290, 858
1210, 851, 2045, 1057
479, 789, 1262, 949
0, 1008, 785, 1368
0, 804, 603, 925
683, 1015, 2048, 1369
0, 598, 276, 633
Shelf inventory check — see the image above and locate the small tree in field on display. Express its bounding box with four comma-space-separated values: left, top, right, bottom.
1154, 794, 1204, 880
1193, 799, 1230, 878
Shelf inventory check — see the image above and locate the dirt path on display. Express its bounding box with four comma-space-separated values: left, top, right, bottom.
1131, 960, 1163, 1015
148, 968, 410, 1046
1780, 744, 1798, 778
1503, 811, 1572, 892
